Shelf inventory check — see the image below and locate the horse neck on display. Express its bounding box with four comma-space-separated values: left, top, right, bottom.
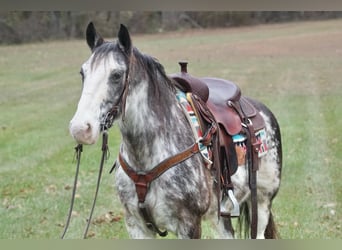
118, 75, 193, 171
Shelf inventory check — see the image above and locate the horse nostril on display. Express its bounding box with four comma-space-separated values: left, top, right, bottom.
85, 122, 92, 133
69, 118, 98, 144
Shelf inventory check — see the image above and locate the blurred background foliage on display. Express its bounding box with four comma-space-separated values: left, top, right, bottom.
1, 11, 342, 44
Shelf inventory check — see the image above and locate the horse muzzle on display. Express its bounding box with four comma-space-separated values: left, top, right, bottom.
69, 118, 100, 145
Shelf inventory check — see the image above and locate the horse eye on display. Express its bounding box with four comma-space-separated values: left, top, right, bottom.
110, 71, 123, 83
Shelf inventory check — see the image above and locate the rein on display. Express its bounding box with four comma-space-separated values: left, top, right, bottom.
61, 131, 109, 239
62, 52, 131, 239
60, 144, 82, 239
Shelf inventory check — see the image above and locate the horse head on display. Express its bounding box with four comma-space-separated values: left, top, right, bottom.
69, 23, 132, 144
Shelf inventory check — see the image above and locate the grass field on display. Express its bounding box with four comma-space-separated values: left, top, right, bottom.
0, 19, 341, 239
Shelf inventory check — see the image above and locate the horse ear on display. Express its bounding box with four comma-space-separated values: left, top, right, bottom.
86, 22, 104, 51
118, 24, 132, 55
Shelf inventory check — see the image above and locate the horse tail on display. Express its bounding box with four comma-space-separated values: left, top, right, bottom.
237, 203, 280, 239
264, 211, 280, 239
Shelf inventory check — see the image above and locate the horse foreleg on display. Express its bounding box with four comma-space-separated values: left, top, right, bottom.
124, 212, 156, 239
210, 217, 235, 239
256, 201, 269, 239
176, 215, 202, 239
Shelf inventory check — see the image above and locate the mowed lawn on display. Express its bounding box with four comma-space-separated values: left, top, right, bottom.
0, 19, 341, 239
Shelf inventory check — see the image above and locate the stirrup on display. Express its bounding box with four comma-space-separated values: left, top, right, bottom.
220, 189, 240, 217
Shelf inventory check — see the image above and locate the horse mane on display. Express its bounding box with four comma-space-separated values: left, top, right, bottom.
132, 47, 175, 96
131, 47, 176, 117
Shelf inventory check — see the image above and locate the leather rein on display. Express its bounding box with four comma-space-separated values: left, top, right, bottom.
61, 130, 109, 239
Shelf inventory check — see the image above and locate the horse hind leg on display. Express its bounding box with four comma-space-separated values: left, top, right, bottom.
217, 216, 235, 238
237, 198, 278, 239
248, 197, 279, 239
264, 210, 278, 239
255, 199, 276, 239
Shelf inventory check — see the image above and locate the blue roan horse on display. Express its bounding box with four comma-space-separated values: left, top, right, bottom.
69, 23, 282, 239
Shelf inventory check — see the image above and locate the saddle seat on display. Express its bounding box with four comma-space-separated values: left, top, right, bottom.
201, 77, 242, 135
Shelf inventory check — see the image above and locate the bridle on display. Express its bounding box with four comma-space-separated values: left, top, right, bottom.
61, 51, 131, 239
100, 55, 131, 131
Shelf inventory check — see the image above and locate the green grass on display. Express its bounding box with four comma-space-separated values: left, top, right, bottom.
0, 19, 341, 239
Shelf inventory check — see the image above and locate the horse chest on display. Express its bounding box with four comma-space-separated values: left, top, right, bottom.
115, 159, 210, 209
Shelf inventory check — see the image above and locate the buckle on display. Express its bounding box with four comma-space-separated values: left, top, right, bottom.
241, 118, 252, 128
101, 108, 118, 131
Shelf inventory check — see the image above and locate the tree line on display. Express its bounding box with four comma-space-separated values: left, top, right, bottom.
1, 11, 341, 44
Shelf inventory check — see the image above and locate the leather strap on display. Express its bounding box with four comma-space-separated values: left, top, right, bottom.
119, 142, 200, 199
101, 52, 133, 130
61, 144, 83, 239
230, 98, 261, 239
62, 131, 110, 239
118, 142, 200, 237
118, 124, 216, 191
246, 123, 261, 239
83, 131, 109, 238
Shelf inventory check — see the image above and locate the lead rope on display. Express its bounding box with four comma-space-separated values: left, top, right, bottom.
61, 144, 83, 239
83, 130, 109, 238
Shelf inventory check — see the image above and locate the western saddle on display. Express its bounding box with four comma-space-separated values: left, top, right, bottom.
171, 62, 265, 238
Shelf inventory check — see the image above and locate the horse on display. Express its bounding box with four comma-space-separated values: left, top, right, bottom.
69, 22, 282, 239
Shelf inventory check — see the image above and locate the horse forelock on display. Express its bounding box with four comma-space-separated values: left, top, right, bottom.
90, 42, 127, 71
